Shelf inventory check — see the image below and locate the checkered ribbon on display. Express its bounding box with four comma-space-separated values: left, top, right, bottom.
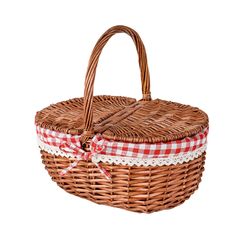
59, 140, 111, 180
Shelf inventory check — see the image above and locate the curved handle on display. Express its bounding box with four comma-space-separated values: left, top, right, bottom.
81, 25, 151, 143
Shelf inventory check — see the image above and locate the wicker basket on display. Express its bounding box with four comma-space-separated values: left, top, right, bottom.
35, 25, 209, 213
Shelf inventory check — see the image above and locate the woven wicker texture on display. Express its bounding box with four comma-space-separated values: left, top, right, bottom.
35, 97, 208, 143
36, 25, 209, 213
35, 96, 136, 135
41, 150, 205, 213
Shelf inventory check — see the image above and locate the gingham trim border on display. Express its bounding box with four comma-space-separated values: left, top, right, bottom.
91, 129, 208, 158
36, 126, 208, 158
37, 130, 207, 167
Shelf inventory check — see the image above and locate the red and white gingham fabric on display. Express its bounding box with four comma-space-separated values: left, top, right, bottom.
36, 127, 81, 149
36, 126, 208, 159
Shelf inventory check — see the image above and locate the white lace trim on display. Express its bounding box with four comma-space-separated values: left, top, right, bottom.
38, 138, 206, 166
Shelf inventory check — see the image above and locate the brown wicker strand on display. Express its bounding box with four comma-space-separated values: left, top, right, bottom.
81, 25, 151, 143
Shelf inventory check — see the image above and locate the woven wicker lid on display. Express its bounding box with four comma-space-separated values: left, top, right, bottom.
35, 96, 136, 135
100, 98, 208, 143
35, 25, 209, 144
35, 95, 208, 143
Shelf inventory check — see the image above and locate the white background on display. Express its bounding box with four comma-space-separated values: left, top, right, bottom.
0, 0, 236, 235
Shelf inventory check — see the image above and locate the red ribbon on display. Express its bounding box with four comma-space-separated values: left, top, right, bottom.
59, 140, 111, 180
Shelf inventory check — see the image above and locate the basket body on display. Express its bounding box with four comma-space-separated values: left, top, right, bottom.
41, 150, 205, 213
35, 25, 209, 213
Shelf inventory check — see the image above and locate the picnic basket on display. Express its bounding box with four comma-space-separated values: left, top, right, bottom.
35, 25, 209, 213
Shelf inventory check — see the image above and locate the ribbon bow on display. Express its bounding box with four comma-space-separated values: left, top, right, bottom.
59, 136, 111, 180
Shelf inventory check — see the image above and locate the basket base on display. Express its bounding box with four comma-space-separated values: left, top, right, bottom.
41, 150, 205, 213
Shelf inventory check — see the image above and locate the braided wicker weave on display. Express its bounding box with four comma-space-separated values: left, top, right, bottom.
35, 25, 208, 213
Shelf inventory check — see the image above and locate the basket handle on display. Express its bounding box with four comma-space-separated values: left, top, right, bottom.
81, 25, 151, 143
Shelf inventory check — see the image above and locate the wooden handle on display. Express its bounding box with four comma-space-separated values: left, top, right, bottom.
81, 25, 151, 143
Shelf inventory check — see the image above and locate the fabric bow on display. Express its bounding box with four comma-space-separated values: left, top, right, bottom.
59, 136, 111, 180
